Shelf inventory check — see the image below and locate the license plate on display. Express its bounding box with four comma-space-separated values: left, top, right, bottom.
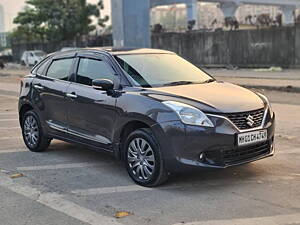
238, 130, 267, 146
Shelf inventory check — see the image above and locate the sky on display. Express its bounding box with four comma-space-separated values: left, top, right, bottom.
0, 0, 111, 32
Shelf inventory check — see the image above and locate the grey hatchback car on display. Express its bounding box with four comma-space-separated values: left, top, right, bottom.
19, 48, 275, 186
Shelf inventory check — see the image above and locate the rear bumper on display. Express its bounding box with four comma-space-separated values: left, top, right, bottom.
153, 111, 275, 172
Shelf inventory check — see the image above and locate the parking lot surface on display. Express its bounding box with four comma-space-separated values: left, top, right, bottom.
0, 77, 299, 225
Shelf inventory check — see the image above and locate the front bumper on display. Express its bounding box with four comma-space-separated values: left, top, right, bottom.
153, 110, 275, 172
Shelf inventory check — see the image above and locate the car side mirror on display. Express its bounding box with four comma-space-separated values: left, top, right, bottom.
92, 79, 114, 91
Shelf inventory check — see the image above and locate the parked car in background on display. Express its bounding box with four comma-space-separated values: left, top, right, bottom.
0, 59, 4, 69
0, 49, 13, 63
60, 47, 78, 52
21, 50, 46, 66
18, 48, 275, 186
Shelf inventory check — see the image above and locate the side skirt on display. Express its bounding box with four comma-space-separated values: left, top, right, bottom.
47, 133, 115, 156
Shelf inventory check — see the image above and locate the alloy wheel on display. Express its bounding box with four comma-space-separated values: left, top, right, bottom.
23, 115, 39, 148
127, 137, 155, 181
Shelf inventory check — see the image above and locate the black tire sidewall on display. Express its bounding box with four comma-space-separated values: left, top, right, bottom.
124, 129, 163, 186
22, 111, 45, 152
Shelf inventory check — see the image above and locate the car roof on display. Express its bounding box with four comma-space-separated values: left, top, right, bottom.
89, 47, 175, 55
50, 47, 175, 57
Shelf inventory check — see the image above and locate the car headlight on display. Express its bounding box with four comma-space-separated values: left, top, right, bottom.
257, 93, 273, 116
162, 101, 214, 127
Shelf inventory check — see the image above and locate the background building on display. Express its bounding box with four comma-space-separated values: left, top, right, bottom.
0, 33, 8, 48
151, 3, 297, 31
151, 5, 187, 32
0, 4, 5, 32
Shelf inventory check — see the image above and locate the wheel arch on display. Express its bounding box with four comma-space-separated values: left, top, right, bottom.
114, 119, 154, 160
19, 103, 34, 126
117, 119, 169, 186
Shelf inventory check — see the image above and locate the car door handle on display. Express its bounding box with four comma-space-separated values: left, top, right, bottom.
33, 84, 44, 90
66, 93, 77, 99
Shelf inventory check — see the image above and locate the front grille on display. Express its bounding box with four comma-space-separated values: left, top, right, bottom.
225, 108, 265, 130
223, 141, 270, 164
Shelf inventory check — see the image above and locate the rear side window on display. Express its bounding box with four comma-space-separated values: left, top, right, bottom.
31, 58, 48, 75
47, 58, 73, 81
76, 58, 115, 86
36, 60, 48, 75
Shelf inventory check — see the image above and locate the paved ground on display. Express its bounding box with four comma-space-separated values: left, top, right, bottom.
0, 69, 300, 225
207, 68, 300, 80
207, 68, 300, 92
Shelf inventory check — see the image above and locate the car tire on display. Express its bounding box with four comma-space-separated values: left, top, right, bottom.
21, 110, 51, 152
124, 128, 168, 187
21, 60, 26, 66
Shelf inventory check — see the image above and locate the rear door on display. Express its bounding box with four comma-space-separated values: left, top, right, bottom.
66, 53, 119, 150
32, 54, 75, 136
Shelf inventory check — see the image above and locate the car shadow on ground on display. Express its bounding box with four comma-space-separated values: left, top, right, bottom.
46, 140, 119, 163
43, 140, 269, 191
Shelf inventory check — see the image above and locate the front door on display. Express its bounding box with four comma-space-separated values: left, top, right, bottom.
66, 54, 119, 150
32, 57, 74, 136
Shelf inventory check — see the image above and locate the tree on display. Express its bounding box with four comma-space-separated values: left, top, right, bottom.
12, 0, 109, 42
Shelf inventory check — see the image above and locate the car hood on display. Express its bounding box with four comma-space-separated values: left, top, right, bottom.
149, 82, 265, 113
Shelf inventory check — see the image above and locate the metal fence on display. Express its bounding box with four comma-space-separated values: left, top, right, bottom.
11, 25, 300, 68
152, 26, 300, 68
11, 35, 113, 61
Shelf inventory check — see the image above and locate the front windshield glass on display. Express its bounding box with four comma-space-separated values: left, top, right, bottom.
115, 54, 213, 88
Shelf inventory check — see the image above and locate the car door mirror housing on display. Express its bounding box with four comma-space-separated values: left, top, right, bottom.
92, 79, 114, 91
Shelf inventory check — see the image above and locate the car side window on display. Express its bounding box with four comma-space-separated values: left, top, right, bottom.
36, 60, 49, 76
47, 58, 73, 81
76, 58, 115, 86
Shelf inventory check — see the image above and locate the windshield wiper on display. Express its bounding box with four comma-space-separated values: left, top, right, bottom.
163, 81, 196, 87
202, 78, 216, 84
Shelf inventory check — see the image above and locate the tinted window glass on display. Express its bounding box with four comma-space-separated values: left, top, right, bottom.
76, 58, 114, 86
47, 58, 73, 80
36, 60, 48, 75
31, 57, 49, 75
115, 54, 212, 88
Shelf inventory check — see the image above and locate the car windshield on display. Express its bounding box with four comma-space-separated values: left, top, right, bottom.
115, 54, 214, 88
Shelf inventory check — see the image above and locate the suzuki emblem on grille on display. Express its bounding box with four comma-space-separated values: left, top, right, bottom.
246, 115, 255, 127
